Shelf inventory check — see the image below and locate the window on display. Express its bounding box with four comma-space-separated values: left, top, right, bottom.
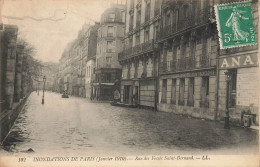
121, 11, 125, 22
144, 28, 149, 42
183, 5, 189, 18
187, 77, 194, 106
106, 57, 112, 63
154, 25, 159, 40
162, 79, 167, 103
171, 79, 176, 104
165, 13, 171, 26
175, 9, 179, 26
201, 76, 209, 108
107, 41, 113, 52
145, 2, 150, 22
178, 78, 185, 105
109, 13, 115, 21
136, 9, 141, 28
135, 33, 140, 45
105, 73, 111, 83
107, 26, 114, 37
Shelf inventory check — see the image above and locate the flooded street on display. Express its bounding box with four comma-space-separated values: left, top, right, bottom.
2, 92, 258, 156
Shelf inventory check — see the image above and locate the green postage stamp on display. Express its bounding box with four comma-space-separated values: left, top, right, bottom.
215, 1, 257, 49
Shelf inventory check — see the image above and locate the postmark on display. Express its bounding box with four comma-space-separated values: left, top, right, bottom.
214, 1, 257, 49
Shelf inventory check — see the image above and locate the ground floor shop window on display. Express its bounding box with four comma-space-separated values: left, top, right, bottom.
162, 79, 167, 103
187, 77, 194, 106
200, 76, 209, 108
124, 85, 130, 104
171, 79, 176, 104
178, 78, 185, 105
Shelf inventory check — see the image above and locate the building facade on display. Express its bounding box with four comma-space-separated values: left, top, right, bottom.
157, 0, 217, 119
93, 4, 126, 100
118, 0, 161, 108
217, 0, 259, 124
58, 23, 100, 97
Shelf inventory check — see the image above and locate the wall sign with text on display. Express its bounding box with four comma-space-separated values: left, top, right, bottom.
219, 54, 258, 69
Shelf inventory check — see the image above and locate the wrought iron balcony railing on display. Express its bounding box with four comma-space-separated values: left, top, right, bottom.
160, 6, 212, 40
118, 39, 154, 61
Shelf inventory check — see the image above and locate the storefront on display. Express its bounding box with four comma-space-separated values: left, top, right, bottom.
158, 69, 217, 120
218, 52, 259, 125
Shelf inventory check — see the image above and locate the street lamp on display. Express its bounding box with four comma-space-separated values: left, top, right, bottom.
42, 76, 46, 104
37, 81, 39, 96
224, 71, 232, 129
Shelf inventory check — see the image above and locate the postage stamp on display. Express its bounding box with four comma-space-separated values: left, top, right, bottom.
214, 1, 257, 49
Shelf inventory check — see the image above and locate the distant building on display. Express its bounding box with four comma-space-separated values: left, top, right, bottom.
41, 62, 59, 91
93, 4, 126, 100
82, 23, 100, 99
58, 23, 100, 97
118, 0, 161, 108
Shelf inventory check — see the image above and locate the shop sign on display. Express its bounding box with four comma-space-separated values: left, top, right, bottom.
166, 70, 215, 79
219, 54, 258, 69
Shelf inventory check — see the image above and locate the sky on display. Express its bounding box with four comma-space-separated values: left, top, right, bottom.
1, 0, 118, 63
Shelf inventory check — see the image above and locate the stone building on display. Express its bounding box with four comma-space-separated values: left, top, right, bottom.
93, 4, 126, 100
58, 23, 100, 97
80, 23, 100, 99
217, 0, 259, 124
41, 62, 59, 91
85, 56, 96, 99
118, 0, 161, 108
157, 0, 217, 119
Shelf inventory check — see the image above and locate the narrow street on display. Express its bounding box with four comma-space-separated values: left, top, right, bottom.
3, 92, 258, 155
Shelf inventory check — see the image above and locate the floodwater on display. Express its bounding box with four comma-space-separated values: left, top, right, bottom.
2, 92, 258, 156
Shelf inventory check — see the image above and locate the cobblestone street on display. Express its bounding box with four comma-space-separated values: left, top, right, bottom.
3, 92, 258, 155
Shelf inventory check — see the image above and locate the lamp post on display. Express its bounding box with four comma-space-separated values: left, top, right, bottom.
37, 81, 39, 96
224, 71, 232, 129
42, 76, 46, 104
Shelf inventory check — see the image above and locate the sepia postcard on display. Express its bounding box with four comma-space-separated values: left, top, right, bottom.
0, 0, 259, 166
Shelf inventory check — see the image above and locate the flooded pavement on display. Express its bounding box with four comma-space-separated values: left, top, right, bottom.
2, 92, 258, 155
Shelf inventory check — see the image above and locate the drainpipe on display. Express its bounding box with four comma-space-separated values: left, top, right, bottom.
214, 33, 220, 121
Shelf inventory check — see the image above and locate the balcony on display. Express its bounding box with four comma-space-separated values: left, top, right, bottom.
160, 55, 212, 73
118, 39, 155, 61
160, 7, 211, 40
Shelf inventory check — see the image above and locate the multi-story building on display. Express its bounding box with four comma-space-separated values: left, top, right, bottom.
157, 0, 217, 119
41, 62, 59, 91
93, 4, 126, 100
118, 0, 161, 108
217, 0, 259, 124
82, 23, 100, 99
58, 23, 100, 97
